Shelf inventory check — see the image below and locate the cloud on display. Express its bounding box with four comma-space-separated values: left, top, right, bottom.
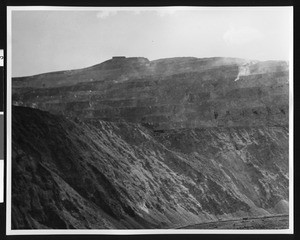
223, 26, 263, 45
96, 10, 118, 19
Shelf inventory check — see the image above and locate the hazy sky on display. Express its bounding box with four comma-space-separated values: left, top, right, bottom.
10, 7, 292, 77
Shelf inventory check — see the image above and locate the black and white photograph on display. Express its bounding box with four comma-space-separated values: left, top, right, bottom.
5, 6, 293, 235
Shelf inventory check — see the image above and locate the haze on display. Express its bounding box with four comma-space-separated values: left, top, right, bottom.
11, 7, 292, 77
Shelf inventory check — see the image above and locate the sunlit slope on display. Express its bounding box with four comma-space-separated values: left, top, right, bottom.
12, 57, 289, 129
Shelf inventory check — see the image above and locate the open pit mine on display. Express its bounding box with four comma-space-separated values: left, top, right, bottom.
11, 56, 289, 229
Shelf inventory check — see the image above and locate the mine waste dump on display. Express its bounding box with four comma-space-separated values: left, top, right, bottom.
12, 57, 289, 229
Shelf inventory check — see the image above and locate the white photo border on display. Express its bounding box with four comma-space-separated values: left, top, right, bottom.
6, 6, 294, 235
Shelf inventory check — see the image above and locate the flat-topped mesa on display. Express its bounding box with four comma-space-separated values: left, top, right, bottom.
112, 56, 126, 59
94, 56, 151, 71
110, 56, 150, 63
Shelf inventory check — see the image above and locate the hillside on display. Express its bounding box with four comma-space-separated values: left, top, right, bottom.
12, 106, 289, 229
11, 56, 289, 229
12, 57, 289, 129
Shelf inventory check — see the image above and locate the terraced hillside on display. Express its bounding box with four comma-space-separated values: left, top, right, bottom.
11, 56, 289, 229
12, 106, 288, 229
12, 57, 289, 129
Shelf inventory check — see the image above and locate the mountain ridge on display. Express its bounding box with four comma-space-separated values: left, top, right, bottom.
13, 56, 288, 82
12, 56, 289, 130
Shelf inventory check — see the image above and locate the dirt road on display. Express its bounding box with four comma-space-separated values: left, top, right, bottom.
179, 215, 289, 229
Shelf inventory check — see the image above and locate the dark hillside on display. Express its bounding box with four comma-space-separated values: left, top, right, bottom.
12, 106, 288, 229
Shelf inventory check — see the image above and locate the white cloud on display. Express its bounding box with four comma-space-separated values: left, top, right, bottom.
96, 10, 118, 19
223, 26, 263, 45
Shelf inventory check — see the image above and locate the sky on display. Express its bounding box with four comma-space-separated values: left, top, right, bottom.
10, 7, 293, 77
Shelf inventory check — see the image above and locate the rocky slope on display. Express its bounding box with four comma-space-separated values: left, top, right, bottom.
12, 106, 288, 229
12, 57, 289, 129
11, 56, 289, 229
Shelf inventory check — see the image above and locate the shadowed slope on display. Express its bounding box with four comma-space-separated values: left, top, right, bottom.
12, 106, 288, 229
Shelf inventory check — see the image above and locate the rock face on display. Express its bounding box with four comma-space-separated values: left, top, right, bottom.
12, 106, 288, 229
11, 56, 289, 229
12, 57, 289, 129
